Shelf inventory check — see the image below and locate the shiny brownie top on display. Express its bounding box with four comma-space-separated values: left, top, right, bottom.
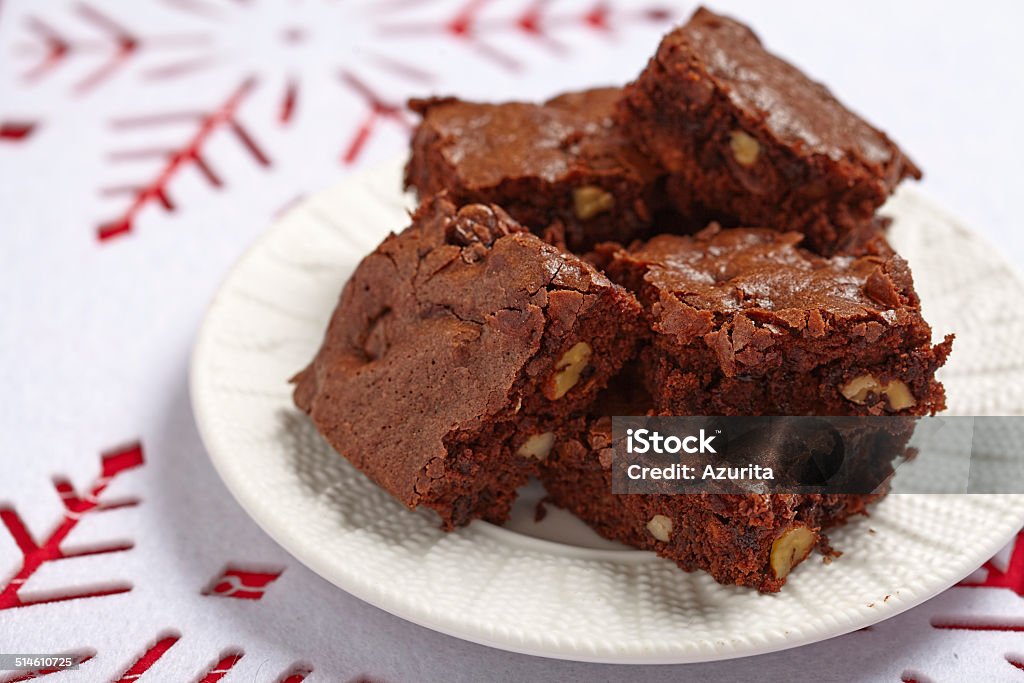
612, 225, 927, 332
408, 87, 660, 188
660, 7, 921, 178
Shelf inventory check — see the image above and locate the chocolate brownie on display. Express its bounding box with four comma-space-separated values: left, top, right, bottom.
540, 412, 901, 592
292, 197, 643, 529
405, 88, 666, 252
618, 7, 921, 255
606, 226, 953, 416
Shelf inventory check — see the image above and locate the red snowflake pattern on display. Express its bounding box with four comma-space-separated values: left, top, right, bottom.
381, 0, 673, 71
15, 3, 209, 93
0, 442, 143, 611
98, 77, 270, 241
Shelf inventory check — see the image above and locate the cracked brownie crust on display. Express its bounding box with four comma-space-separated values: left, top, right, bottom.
292, 197, 643, 529
618, 7, 921, 254
607, 226, 952, 416
405, 87, 666, 252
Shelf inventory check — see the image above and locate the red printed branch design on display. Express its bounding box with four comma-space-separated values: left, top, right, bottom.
379, 0, 673, 71
110, 633, 313, 682
958, 530, 1024, 596
929, 532, 1024, 632
112, 634, 181, 683
0, 121, 37, 142
4, 633, 317, 682
931, 620, 1024, 632
0, 443, 143, 611
98, 77, 270, 241
17, 3, 209, 93
339, 71, 411, 165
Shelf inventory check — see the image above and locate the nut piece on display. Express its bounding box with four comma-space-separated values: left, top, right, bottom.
572, 186, 615, 220
770, 526, 817, 579
729, 130, 760, 166
517, 432, 555, 461
840, 374, 881, 403
544, 342, 593, 400
882, 379, 916, 410
647, 515, 673, 542
448, 204, 515, 247
841, 374, 917, 411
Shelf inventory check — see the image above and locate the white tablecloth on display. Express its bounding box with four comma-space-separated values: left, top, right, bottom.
2, 1, 1022, 680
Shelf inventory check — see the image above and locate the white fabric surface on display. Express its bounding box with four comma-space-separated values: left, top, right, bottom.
1, 1, 1022, 681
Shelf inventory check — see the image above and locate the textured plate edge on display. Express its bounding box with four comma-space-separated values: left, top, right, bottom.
188, 159, 1024, 665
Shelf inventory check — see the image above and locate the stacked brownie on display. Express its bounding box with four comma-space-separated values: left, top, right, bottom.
296, 7, 952, 590
607, 227, 953, 417
405, 87, 666, 252
543, 225, 950, 590
617, 8, 922, 255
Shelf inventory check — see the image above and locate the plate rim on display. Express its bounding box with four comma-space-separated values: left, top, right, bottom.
189, 158, 1024, 665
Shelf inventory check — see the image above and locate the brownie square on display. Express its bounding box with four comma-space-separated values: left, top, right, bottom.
540, 412, 897, 592
405, 87, 665, 252
292, 197, 643, 529
607, 226, 953, 416
618, 7, 921, 255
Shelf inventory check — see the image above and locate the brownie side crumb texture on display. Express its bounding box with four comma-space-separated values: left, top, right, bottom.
404, 88, 667, 252
607, 225, 952, 417
539, 404, 899, 592
292, 196, 644, 529
618, 7, 921, 255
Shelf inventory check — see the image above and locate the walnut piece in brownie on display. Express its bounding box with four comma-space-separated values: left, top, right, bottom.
606, 226, 952, 416
540, 413, 901, 592
405, 88, 666, 252
292, 197, 643, 529
618, 7, 921, 255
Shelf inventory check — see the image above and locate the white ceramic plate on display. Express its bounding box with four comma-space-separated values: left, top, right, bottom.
190, 158, 1024, 664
